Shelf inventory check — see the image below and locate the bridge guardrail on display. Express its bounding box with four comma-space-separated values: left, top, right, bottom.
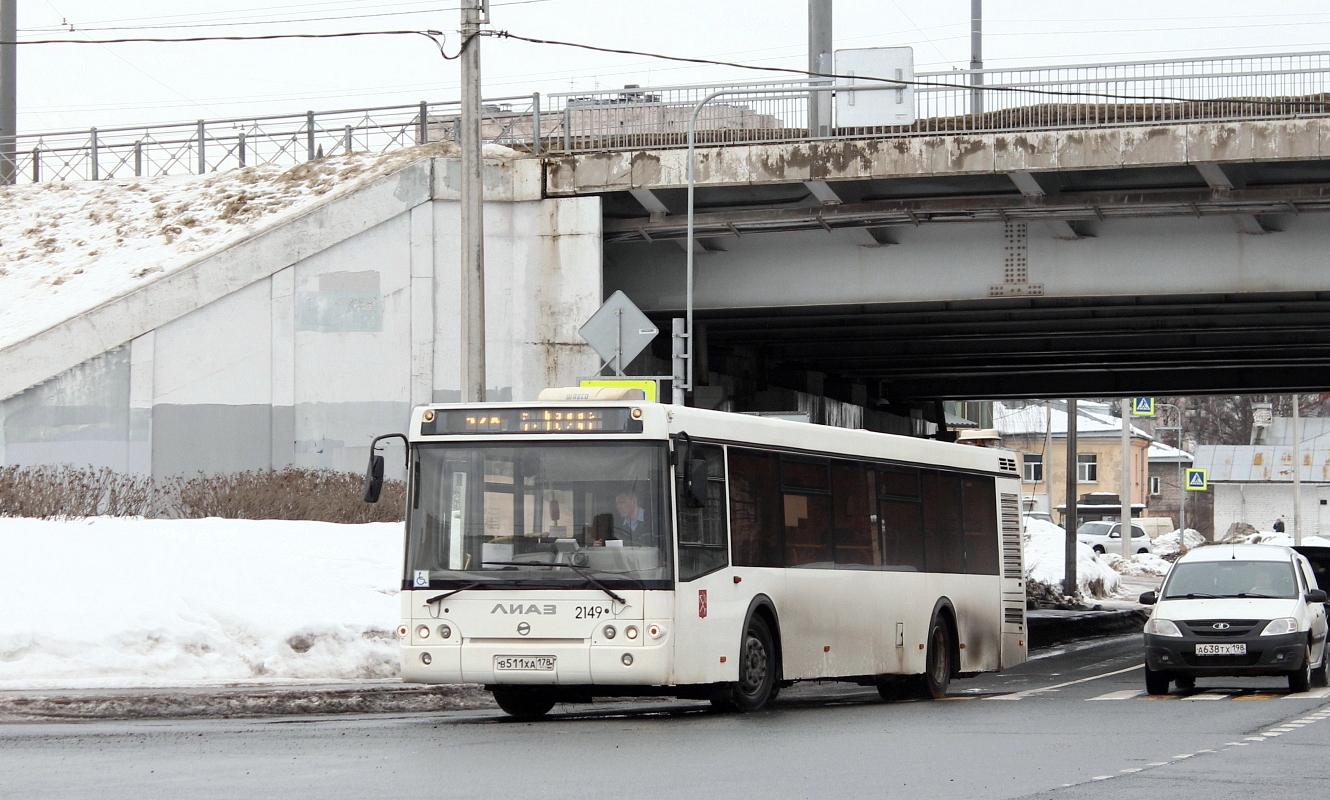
3, 50, 1330, 184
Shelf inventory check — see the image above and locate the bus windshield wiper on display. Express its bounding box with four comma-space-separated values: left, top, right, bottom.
482, 561, 627, 605
426, 582, 483, 604
1231, 592, 1279, 599
1165, 592, 1218, 599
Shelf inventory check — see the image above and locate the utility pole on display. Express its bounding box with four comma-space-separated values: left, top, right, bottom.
1063, 399, 1078, 597
1121, 399, 1133, 558
459, 0, 487, 402
1043, 401, 1054, 518
807, 0, 832, 138
1293, 393, 1303, 545
1, 0, 16, 185
969, 0, 984, 117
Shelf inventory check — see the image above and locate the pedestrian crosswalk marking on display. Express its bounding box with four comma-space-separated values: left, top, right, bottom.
1089, 690, 1143, 700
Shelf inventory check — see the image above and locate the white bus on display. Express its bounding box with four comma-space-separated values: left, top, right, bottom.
364, 391, 1028, 718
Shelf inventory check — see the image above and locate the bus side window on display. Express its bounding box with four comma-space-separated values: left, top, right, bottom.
922, 471, 965, 574
677, 444, 728, 581
729, 448, 784, 568
832, 461, 876, 567
961, 475, 1000, 575
782, 456, 832, 568
878, 465, 924, 571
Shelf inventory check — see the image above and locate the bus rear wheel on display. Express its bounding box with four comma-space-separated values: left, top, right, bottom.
712, 615, 778, 712
920, 616, 953, 699
491, 687, 557, 719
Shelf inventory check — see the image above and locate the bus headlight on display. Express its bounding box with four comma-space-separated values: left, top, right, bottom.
647, 624, 663, 639
416, 625, 431, 639
626, 626, 639, 640
603, 625, 617, 640
421, 652, 432, 665
397, 625, 409, 638
437, 624, 452, 639
621, 653, 634, 666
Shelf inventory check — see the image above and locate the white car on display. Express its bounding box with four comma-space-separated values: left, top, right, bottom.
1140, 544, 1329, 694
1076, 520, 1153, 555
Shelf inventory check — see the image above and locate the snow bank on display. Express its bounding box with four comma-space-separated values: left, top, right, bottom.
1229, 531, 1330, 548
0, 140, 511, 352
1022, 518, 1121, 599
0, 517, 403, 689
1102, 551, 1171, 578
1151, 528, 1207, 559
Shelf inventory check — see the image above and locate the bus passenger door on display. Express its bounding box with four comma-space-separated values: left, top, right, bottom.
670, 442, 740, 686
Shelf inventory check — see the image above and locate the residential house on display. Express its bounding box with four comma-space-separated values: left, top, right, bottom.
993, 401, 1153, 527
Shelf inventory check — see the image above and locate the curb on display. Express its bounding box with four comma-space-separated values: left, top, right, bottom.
1028, 608, 1148, 649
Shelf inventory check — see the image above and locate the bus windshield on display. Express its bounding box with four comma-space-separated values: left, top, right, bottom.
405, 442, 671, 589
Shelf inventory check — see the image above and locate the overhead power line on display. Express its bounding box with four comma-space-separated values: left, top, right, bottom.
7, 26, 1330, 111
486, 30, 1330, 109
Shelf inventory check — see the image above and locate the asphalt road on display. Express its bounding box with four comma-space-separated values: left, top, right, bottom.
3, 633, 1328, 800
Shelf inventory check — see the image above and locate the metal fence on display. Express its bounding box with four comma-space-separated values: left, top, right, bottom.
5, 50, 1330, 184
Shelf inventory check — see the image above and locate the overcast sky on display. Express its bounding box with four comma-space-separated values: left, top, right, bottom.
14, 1, 1330, 133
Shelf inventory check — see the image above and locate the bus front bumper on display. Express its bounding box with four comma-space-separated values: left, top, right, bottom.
400, 640, 671, 686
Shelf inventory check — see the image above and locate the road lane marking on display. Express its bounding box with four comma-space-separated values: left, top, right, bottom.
1146, 762, 1170, 766
1244, 737, 1265, 742
1119, 768, 1142, 773
1173, 754, 1194, 759
985, 663, 1142, 700
1090, 690, 1143, 700
1189, 692, 1230, 700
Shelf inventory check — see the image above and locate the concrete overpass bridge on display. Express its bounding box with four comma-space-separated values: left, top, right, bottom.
538, 52, 1330, 404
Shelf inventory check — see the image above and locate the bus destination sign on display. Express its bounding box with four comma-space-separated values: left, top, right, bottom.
421, 407, 642, 436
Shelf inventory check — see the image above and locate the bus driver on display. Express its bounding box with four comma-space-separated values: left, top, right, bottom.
594, 490, 655, 548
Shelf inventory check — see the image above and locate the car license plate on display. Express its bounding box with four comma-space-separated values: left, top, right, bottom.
494, 656, 556, 671
1195, 643, 1247, 656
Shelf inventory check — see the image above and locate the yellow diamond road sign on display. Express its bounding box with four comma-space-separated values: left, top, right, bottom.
1185, 468, 1208, 491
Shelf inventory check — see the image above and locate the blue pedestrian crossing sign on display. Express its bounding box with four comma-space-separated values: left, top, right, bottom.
1131, 397, 1155, 416
1185, 468, 1208, 491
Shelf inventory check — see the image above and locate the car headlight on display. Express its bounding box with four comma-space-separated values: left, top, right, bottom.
1260, 618, 1299, 636
1145, 617, 1183, 637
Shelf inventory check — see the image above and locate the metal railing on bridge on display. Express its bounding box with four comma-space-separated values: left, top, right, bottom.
4, 50, 1330, 184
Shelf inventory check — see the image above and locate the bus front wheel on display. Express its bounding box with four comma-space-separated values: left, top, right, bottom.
492, 686, 557, 719
712, 614, 778, 712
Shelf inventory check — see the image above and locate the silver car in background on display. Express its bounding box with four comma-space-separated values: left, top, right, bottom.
1076, 521, 1153, 555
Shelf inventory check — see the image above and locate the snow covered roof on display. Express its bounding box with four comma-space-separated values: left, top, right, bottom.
993, 401, 1152, 440
1194, 444, 1330, 483
1148, 441, 1193, 463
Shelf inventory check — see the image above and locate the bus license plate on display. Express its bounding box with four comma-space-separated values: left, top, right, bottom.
1196, 643, 1246, 656
495, 656, 556, 671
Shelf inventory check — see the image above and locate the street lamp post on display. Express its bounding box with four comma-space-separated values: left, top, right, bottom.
1156, 402, 1185, 555
681, 82, 902, 403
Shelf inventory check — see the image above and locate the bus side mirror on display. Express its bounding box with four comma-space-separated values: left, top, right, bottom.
1139, 590, 1157, 605
1306, 589, 1328, 604
685, 458, 708, 508
363, 454, 385, 503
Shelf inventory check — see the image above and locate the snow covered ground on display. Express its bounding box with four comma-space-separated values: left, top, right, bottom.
0, 141, 523, 353
0, 517, 402, 690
